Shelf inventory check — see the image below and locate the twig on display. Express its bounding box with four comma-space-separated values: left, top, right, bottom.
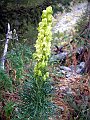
1, 24, 18, 69
1, 23, 12, 69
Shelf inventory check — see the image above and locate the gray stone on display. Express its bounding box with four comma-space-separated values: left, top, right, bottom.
50, 52, 67, 62
76, 62, 85, 74
66, 88, 73, 94
79, 62, 85, 69
76, 68, 82, 74
60, 66, 71, 72
77, 47, 84, 54
66, 73, 72, 78
70, 65, 75, 71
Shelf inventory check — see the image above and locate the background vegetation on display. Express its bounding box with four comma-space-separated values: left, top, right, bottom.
0, 0, 90, 120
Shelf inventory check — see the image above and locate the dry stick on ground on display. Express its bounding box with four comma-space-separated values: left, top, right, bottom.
1, 23, 12, 70
1, 24, 18, 70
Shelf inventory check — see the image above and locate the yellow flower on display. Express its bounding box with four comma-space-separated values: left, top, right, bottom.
33, 6, 53, 81
46, 6, 53, 14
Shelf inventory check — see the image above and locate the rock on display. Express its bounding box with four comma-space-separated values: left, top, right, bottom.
59, 62, 85, 75
60, 66, 71, 72
76, 62, 85, 74
76, 68, 85, 74
59, 66, 73, 78
66, 88, 73, 94
52, 2, 87, 33
69, 65, 75, 71
76, 68, 82, 74
59, 106, 64, 111
79, 62, 85, 69
77, 47, 84, 54
50, 52, 67, 62
66, 73, 72, 78
60, 70, 66, 74
59, 86, 67, 91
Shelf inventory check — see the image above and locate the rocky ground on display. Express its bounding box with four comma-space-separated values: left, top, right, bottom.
51, 0, 88, 81
52, 1, 87, 33
50, 1, 90, 120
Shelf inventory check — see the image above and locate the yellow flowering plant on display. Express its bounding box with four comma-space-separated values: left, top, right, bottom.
33, 6, 53, 81
13, 6, 57, 120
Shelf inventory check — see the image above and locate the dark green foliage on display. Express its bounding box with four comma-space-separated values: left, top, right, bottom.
7, 43, 33, 80
7, 44, 24, 80
0, 68, 12, 92
58, 0, 72, 6
75, 0, 90, 38
0, 0, 45, 7
0, 0, 73, 38
0, 0, 50, 38
75, 13, 89, 36
45, 0, 73, 14
8, 42, 56, 119
23, 22, 38, 45
0, 68, 13, 119
0, 43, 33, 119
0, 1, 50, 57
4, 101, 15, 118
12, 78, 56, 120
